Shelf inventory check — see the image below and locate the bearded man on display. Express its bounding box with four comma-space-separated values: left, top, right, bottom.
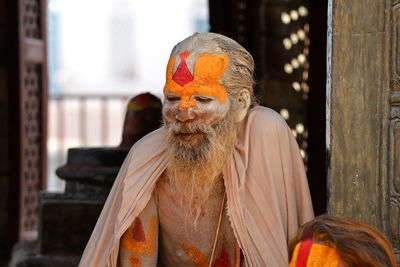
79, 33, 314, 267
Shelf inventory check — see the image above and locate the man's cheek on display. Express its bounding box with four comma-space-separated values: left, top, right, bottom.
196, 104, 228, 125
162, 106, 176, 123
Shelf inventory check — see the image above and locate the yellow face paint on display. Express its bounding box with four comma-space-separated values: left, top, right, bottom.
163, 54, 229, 110
307, 243, 340, 267
289, 241, 340, 267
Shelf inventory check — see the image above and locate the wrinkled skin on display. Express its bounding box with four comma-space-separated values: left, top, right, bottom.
162, 92, 231, 146
154, 173, 239, 267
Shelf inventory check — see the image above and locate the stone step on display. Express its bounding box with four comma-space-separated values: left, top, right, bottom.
39, 194, 103, 255
10, 241, 80, 267
55, 147, 129, 200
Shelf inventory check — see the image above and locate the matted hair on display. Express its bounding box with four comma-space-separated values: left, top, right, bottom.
289, 215, 397, 267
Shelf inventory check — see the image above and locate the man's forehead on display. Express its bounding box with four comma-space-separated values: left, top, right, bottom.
163, 53, 229, 109
170, 49, 223, 78
169, 33, 226, 74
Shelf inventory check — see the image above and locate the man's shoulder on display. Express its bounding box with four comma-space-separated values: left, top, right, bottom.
246, 105, 289, 131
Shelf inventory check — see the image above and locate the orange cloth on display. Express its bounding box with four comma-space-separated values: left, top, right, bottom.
79, 106, 314, 267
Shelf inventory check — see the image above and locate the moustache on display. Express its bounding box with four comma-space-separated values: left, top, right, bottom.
166, 121, 215, 136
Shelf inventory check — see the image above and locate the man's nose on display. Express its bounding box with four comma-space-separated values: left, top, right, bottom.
176, 108, 195, 122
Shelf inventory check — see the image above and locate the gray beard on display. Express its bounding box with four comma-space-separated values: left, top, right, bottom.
163, 104, 238, 225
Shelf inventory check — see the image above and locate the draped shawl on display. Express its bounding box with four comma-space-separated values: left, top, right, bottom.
79, 106, 314, 267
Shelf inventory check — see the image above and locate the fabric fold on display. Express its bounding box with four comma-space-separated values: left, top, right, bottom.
79, 106, 314, 267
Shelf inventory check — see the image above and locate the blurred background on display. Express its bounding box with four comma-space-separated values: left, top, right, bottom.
46, 0, 209, 192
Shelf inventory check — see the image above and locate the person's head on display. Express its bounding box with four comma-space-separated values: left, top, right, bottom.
163, 32, 256, 124
119, 93, 162, 149
288, 215, 396, 267
161, 33, 256, 219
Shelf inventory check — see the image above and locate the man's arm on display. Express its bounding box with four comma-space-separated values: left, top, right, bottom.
117, 196, 158, 267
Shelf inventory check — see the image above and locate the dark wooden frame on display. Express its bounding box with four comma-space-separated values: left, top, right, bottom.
306, 0, 328, 215
209, 0, 328, 215
6, 0, 47, 247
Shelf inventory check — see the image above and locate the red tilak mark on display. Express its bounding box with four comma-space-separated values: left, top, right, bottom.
296, 240, 313, 267
180, 51, 190, 60
131, 218, 146, 242
213, 248, 232, 267
172, 51, 194, 86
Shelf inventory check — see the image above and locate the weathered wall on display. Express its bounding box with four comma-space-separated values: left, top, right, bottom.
328, 0, 399, 258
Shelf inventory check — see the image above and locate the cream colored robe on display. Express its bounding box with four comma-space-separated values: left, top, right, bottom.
79, 106, 314, 267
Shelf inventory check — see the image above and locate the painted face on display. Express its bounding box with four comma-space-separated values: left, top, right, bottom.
289, 240, 347, 267
163, 52, 231, 132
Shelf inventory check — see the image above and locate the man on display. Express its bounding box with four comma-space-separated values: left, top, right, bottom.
79, 33, 313, 267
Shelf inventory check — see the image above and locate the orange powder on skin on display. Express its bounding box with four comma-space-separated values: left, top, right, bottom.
307, 243, 340, 267
121, 215, 158, 267
289, 242, 340, 267
289, 242, 301, 267
163, 54, 229, 110
178, 240, 209, 267
178, 240, 238, 267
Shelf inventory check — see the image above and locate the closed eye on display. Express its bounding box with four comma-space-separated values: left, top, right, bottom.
194, 96, 212, 103
166, 96, 181, 102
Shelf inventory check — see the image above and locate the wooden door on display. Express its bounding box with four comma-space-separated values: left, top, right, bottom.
328, 0, 400, 261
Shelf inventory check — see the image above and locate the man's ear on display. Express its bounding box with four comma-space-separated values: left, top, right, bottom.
236, 89, 251, 122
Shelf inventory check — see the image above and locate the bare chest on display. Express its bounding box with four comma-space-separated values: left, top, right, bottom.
154, 175, 241, 267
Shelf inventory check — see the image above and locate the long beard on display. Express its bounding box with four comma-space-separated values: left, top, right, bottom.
163, 105, 238, 225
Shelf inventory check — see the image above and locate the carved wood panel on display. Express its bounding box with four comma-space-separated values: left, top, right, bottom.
390, 106, 400, 247
21, 63, 42, 235
394, 1, 400, 79
390, 0, 400, 259
24, 0, 41, 38
18, 0, 47, 240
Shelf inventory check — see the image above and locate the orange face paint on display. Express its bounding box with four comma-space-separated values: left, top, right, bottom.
163, 53, 229, 110
121, 216, 158, 267
289, 241, 340, 267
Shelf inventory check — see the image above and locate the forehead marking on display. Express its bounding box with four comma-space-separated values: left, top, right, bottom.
164, 54, 228, 110
172, 51, 194, 86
